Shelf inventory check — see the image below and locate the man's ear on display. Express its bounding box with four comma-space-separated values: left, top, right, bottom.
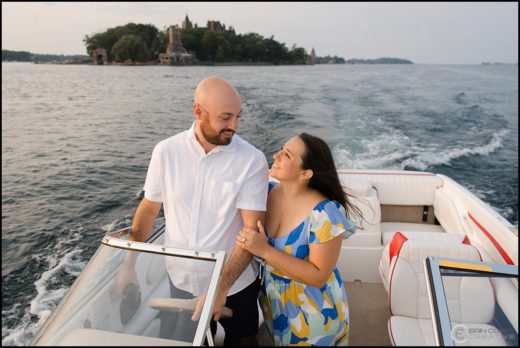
193, 103, 203, 120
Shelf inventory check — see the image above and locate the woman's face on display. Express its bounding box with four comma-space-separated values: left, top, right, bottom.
270, 136, 306, 181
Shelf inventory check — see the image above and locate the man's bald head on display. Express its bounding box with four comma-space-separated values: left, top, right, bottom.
192, 76, 243, 151
194, 76, 241, 111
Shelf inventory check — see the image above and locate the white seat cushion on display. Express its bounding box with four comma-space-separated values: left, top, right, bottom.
450, 322, 507, 346
389, 318, 507, 346
58, 328, 188, 346
388, 317, 435, 346
433, 189, 466, 235
344, 181, 382, 247
338, 170, 442, 205
379, 231, 468, 292
381, 222, 445, 245
385, 234, 505, 347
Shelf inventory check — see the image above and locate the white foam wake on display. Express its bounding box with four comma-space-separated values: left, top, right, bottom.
2, 239, 86, 346
333, 128, 509, 171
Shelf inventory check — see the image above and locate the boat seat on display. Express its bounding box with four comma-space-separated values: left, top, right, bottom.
379, 231, 471, 292
342, 178, 381, 247
432, 188, 466, 235
381, 222, 445, 246
58, 328, 189, 346
385, 234, 505, 346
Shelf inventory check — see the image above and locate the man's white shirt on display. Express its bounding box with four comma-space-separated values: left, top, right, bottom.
144, 122, 268, 295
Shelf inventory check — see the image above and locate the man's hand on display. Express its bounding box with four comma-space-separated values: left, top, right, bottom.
211, 284, 228, 321
191, 282, 228, 321
114, 263, 139, 297
191, 293, 206, 321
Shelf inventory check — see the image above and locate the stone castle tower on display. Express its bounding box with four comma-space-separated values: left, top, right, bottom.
306, 48, 316, 65
182, 14, 193, 29
158, 25, 194, 64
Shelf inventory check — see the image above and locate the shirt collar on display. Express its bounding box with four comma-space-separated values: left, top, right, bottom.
187, 121, 237, 154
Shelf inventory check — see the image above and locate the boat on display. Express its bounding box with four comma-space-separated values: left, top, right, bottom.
29, 169, 518, 346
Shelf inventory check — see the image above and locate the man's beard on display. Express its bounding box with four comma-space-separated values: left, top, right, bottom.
200, 120, 234, 145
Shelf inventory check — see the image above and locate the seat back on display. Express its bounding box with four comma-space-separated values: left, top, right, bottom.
443, 276, 495, 324
388, 234, 482, 318
342, 178, 381, 247
379, 232, 469, 292
433, 189, 466, 235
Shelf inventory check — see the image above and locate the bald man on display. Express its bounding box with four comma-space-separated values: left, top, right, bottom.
122, 76, 268, 345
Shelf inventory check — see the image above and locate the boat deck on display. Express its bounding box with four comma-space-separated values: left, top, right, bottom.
344, 281, 391, 346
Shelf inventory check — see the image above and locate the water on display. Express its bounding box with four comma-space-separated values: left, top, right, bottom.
2, 62, 518, 345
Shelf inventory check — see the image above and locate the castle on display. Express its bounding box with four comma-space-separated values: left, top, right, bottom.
159, 14, 235, 65
157, 14, 315, 65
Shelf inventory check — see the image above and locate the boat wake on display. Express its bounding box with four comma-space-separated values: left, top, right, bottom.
333, 128, 508, 171
2, 245, 86, 346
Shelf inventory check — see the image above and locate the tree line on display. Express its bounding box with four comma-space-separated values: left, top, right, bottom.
2, 50, 90, 63
83, 22, 341, 65
345, 57, 413, 64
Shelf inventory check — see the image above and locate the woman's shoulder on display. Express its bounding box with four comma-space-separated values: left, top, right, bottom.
313, 199, 343, 212
310, 199, 356, 240
310, 199, 350, 227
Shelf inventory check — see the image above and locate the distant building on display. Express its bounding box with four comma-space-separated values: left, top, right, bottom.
182, 14, 193, 29
206, 20, 235, 35
306, 48, 316, 65
207, 20, 225, 33
92, 48, 108, 65
159, 15, 240, 64
159, 25, 195, 65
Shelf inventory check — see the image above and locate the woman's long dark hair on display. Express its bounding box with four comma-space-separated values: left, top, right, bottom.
299, 133, 362, 220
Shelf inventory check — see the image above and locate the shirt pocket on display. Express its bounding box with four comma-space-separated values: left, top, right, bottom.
205, 178, 240, 216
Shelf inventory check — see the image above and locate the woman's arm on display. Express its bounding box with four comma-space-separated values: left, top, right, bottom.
237, 221, 342, 288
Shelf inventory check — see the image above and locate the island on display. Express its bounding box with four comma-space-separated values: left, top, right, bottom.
2, 15, 344, 66
1, 50, 90, 64
346, 57, 413, 64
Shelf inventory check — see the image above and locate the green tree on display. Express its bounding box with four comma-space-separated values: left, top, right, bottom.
181, 27, 206, 56
215, 35, 231, 62
111, 35, 148, 63
241, 33, 264, 62
263, 36, 287, 64
288, 47, 307, 64
84, 23, 161, 62
200, 31, 218, 61
2, 50, 32, 61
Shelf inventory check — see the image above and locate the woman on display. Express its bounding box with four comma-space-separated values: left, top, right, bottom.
236, 133, 359, 346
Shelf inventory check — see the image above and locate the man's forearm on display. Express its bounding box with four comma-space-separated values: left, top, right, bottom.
130, 198, 161, 242
218, 209, 265, 293
219, 247, 254, 292
125, 198, 162, 267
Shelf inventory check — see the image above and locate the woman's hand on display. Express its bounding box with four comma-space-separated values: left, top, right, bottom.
236, 220, 270, 257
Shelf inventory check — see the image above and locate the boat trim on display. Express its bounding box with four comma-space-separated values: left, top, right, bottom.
338, 170, 435, 176
468, 212, 515, 265
103, 229, 223, 262
101, 232, 227, 345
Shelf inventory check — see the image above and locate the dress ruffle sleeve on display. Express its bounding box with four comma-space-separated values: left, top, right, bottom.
309, 201, 356, 244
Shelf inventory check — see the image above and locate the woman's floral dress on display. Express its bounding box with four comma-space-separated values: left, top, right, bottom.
259, 182, 356, 346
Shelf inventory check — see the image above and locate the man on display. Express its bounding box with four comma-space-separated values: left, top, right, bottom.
118, 76, 268, 345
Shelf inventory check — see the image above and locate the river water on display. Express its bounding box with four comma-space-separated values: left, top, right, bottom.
2, 62, 518, 345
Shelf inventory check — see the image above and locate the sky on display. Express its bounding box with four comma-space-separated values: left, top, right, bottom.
2, 2, 518, 64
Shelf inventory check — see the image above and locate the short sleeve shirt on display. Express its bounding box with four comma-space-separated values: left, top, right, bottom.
144, 122, 269, 295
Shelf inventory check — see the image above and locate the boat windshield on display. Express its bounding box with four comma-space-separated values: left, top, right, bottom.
425, 256, 518, 346
30, 227, 226, 346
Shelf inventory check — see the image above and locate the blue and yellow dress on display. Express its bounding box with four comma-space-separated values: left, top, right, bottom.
259, 182, 356, 346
